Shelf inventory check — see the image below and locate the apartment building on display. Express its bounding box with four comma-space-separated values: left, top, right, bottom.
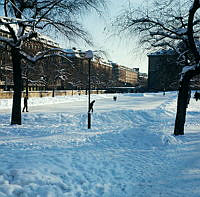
147, 49, 180, 91
0, 24, 62, 91
112, 63, 138, 86
0, 24, 139, 91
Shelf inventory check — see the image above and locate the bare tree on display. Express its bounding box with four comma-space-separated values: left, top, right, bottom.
113, 0, 200, 135
45, 62, 69, 97
0, 0, 106, 125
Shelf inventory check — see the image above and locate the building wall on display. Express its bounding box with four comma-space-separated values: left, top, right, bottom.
126, 69, 138, 85
0, 89, 106, 99
0, 28, 62, 91
148, 52, 180, 91
112, 64, 138, 86
0, 29, 139, 91
148, 50, 200, 91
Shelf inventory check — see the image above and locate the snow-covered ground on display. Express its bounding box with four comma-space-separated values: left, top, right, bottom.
0, 91, 200, 197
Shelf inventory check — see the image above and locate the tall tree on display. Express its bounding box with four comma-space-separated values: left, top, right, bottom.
113, 0, 200, 135
0, 0, 106, 125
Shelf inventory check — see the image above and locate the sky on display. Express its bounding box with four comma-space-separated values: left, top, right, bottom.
62, 0, 148, 73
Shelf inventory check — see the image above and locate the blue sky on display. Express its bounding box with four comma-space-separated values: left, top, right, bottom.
63, 0, 148, 73
86, 0, 148, 73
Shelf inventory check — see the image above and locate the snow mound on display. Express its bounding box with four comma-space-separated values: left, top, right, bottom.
161, 134, 182, 145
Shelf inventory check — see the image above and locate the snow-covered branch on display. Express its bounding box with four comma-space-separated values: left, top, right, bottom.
180, 63, 200, 81
18, 31, 37, 42
127, 17, 184, 37
20, 48, 73, 64
149, 30, 183, 40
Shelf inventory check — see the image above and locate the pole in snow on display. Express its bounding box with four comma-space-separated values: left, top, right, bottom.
85, 50, 93, 129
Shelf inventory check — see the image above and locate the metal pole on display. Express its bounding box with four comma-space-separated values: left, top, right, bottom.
85, 50, 93, 129
88, 58, 91, 129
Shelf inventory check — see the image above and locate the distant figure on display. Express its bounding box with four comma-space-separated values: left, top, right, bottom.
163, 88, 166, 96
194, 91, 200, 101
22, 95, 28, 112
89, 100, 95, 113
113, 96, 117, 101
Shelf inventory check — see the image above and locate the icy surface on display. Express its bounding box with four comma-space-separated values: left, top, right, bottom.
0, 92, 200, 197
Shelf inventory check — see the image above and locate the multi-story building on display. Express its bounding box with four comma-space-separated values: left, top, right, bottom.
0, 25, 139, 92
0, 24, 61, 91
148, 49, 200, 91
138, 72, 148, 89
147, 49, 180, 91
112, 63, 138, 86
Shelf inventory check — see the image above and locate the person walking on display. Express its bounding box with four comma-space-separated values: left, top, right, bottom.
22, 95, 28, 112
89, 100, 95, 113
113, 96, 117, 101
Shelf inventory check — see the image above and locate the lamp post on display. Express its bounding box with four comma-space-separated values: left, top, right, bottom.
85, 50, 93, 129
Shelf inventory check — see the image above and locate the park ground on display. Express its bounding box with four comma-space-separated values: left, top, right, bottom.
0, 91, 200, 197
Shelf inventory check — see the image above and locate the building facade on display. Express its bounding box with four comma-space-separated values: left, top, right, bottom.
148, 49, 200, 92
112, 63, 138, 87
148, 50, 180, 91
0, 28, 139, 92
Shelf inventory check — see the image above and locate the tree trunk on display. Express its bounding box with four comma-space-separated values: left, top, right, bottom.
52, 85, 55, 97
174, 78, 190, 135
26, 78, 28, 97
11, 48, 22, 125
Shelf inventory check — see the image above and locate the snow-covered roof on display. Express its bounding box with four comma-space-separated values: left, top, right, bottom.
63, 48, 82, 58
97, 58, 112, 67
148, 49, 176, 56
0, 17, 19, 33
0, 16, 59, 47
0, 25, 9, 33
35, 33, 59, 47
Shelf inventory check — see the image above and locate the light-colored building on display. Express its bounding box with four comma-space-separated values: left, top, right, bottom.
112, 63, 138, 86
0, 24, 61, 91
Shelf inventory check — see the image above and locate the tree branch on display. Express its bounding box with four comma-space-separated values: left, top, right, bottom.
187, 0, 200, 62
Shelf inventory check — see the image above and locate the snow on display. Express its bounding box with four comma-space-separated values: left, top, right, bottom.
175, 28, 187, 35
64, 49, 81, 58
180, 65, 197, 81
148, 49, 175, 56
0, 91, 200, 196
182, 65, 196, 74
85, 50, 93, 59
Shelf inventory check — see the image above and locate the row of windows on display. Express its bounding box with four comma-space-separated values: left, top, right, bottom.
0, 32, 11, 38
